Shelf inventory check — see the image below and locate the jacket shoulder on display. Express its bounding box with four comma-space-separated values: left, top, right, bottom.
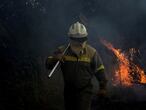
86, 44, 96, 58
55, 44, 67, 53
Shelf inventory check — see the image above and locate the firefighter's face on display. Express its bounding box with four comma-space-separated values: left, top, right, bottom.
70, 40, 87, 49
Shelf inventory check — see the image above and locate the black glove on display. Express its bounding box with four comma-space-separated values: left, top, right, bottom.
97, 89, 110, 103
97, 89, 107, 97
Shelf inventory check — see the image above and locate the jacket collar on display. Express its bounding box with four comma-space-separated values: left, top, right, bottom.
68, 44, 87, 57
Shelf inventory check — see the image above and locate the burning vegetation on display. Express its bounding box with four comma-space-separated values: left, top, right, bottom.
101, 39, 146, 87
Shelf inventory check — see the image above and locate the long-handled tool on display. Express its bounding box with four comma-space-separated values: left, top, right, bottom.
48, 43, 70, 78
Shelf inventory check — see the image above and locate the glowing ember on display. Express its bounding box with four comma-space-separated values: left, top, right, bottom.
101, 39, 146, 87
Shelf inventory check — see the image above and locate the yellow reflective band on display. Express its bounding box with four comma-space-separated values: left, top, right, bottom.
97, 65, 104, 71
64, 55, 91, 63
64, 56, 77, 61
78, 56, 90, 63
48, 56, 53, 59
58, 45, 65, 48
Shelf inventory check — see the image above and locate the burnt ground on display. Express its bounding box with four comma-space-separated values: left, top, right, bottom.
1, 61, 146, 110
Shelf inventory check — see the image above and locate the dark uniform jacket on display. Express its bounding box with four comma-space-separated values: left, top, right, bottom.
46, 44, 107, 90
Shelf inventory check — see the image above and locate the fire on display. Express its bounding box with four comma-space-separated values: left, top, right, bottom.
101, 39, 146, 86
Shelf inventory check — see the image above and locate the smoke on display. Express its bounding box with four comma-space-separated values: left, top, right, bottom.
139, 0, 146, 13
1, 0, 146, 109
84, 0, 146, 101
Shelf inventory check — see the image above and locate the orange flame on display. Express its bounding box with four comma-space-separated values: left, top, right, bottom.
101, 39, 146, 86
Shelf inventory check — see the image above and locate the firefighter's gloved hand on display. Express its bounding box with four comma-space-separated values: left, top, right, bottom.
97, 89, 107, 97
94, 89, 109, 105
97, 89, 109, 102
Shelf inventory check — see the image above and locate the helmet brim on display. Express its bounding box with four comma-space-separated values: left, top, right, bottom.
70, 37, 87, 43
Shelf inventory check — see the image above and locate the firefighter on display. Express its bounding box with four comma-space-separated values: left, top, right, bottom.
46, 22, 108, 110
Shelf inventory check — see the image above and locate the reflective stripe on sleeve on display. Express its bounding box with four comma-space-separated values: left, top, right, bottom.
97, 65, 104, 71
48, 56, 53, 59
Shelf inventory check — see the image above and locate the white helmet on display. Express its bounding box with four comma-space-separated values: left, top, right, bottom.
68, 22, 88, 38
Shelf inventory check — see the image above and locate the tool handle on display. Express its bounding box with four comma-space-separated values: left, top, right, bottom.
48, 61, 60, 78
48, 43, 70, 78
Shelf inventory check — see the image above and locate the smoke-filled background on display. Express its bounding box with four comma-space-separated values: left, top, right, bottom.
1, 0, 146, 110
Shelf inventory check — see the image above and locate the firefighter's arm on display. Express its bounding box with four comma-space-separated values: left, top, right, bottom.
46, 56, 58, 70
91, 51, 108, 95
46, 46, 64, 70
